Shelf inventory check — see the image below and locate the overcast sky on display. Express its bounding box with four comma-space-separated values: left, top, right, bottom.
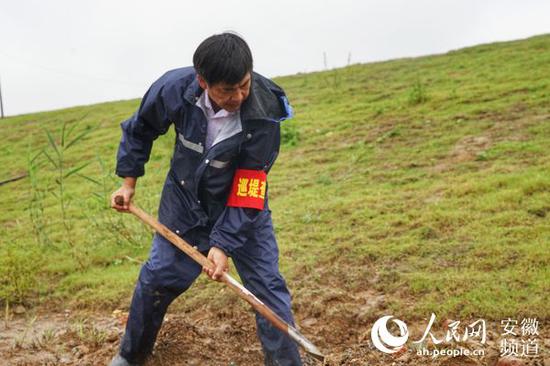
0, 0, 549, 117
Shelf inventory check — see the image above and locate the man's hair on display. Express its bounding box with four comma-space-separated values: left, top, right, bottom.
193, 32, 253, 85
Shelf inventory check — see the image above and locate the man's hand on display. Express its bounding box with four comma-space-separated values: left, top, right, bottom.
111, 177, 137, 213
204, 247, 229, 281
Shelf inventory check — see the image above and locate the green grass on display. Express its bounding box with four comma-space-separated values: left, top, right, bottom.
0, 34, 549, 321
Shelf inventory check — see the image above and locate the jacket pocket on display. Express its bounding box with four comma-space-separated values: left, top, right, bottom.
158, 172, 208, 231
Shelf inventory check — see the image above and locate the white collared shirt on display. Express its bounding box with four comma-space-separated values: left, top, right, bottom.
195, 90, 242, 149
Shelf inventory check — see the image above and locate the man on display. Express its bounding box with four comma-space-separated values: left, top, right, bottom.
109, 33, 302, 366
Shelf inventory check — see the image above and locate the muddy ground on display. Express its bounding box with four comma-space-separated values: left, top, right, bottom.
1, 304, 547, 366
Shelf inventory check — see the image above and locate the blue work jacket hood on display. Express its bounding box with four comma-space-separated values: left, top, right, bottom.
182, 71, 293, 123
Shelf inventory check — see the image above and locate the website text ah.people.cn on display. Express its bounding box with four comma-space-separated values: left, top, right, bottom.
370, 313, 541, 360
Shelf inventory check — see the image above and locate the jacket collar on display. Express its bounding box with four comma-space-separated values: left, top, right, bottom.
183, 71, 291, 123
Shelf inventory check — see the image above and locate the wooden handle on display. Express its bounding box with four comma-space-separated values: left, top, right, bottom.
116, 195, 286, 331
115, 195, 213, 270
114, 195, 324, 360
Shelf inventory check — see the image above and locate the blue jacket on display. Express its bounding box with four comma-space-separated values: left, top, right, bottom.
116, 67, 292, 254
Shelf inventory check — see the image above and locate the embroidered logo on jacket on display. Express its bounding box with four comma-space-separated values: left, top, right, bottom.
227, 169, 267, 210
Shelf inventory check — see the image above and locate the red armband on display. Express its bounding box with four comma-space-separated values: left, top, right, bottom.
226, 169, 267, 210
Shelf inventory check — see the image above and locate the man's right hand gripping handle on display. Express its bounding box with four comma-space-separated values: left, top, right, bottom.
111, 177, 137, 213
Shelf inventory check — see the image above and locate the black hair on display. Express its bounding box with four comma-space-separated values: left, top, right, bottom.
193, 32, 253, 85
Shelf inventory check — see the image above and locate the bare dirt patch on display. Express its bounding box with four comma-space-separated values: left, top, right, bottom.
1, 306, 547, 365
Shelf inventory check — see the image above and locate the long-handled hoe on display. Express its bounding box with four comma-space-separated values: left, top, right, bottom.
115, 196, 325, 362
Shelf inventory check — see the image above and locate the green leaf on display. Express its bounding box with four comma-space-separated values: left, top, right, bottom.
61, 121, 67, 148
64, 162, 90, 179
65, 122, 78, 141
44, 129, 60, 157
96, 154, 106, 171
42, 150, 58, 169
65, 127, 94, 150
30, 150, 44, 164
64, 112, 92, 149
77, 173, 102, 185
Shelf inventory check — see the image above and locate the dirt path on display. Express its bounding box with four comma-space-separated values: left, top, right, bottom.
1, 306, 547, 366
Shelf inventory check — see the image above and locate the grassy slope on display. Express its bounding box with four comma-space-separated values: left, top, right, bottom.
0, 34, 548, 321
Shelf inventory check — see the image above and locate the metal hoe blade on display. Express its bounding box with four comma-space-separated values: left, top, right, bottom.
288, 326, 325, 361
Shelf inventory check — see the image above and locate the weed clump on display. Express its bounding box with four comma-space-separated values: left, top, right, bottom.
281, 121, 300, 147
408, 79, 428, 105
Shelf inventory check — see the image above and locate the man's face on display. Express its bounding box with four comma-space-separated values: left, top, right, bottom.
198, 72, 251, 113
